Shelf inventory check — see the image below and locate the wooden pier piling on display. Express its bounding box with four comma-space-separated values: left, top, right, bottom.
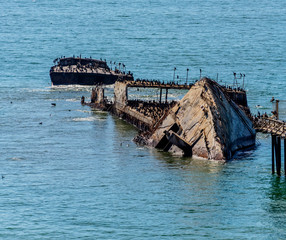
272, 135, 276, 174
275, 136, 281, 176
271, 134, 284, 176
255, 117, 286, 176
165, 88, 168, 103
284, 139, 286, 175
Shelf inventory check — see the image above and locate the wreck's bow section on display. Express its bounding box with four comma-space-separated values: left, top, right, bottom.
149, 78, 256, 160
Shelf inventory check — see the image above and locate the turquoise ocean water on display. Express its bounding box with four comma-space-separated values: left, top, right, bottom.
1, 0, 286, 239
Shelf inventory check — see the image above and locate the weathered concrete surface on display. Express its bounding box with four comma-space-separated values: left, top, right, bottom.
86, 87, 111, 110
114, 81, 128, 106
147, 78, 256, 160
91, 86, 105, 104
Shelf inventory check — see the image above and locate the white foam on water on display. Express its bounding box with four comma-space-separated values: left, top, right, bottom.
49, 85, 94, 92
11, 157, 23, 161
24, 88, 51, 93
72, 116, 105, 122
50, 84, 115, 92
75, 109, 92, 113
66, 98, 79, 102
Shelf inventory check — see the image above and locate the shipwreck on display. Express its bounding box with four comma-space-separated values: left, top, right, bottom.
86, 77, 256, 160
50, 57, 133, 86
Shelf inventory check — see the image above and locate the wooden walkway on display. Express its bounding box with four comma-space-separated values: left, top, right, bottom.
124, 80, 193, 90
254, 118, 286, 138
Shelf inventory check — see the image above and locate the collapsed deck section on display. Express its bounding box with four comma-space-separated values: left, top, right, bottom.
148, 78, 256, 160
112, 81, 181, 131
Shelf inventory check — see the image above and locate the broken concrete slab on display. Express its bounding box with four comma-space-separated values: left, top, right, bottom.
147, 78, 256, 160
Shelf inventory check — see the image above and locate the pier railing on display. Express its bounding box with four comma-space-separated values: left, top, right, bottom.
254, 117, 286, 138
123, 79, 193, 90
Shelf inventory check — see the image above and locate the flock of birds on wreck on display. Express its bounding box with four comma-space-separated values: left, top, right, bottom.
52, 56, 250, 91
48, 56, 280, 128
127, 100, 177, 121
52, 56, 129, 74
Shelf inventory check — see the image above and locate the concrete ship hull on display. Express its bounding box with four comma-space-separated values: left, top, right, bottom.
50, 72, 118, 86
50, 57, 133, 86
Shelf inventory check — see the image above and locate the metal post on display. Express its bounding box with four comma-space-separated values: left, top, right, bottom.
276, 100, 279, 120
272, 134, 276, 174
233, 72, 236, 87
200, 69, 202, 80
186, 68, 189, 84
165, 88, 168, 103
173, 67, 176, 82
159, 88, 162, 104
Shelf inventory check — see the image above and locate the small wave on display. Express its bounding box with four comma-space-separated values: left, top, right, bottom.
50, 84, 114, 92
11, 157, 23, 161
50, 85, 93, 92
24, 88, 51, 93
72, 117, 103, 122
66, 98, 79, 102
255, 105, 263, 109
45, 99, 60, 101
103, 84, 115, 89
75, 109, 92, 113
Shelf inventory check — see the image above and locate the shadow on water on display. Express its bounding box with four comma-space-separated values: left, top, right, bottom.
266, 176, 286, 238
111, 114, 139, 139
150, 148, 226, 173
91, 108, 109, 118
268, 176, 286, 203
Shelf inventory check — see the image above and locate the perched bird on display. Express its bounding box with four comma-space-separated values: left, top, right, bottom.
270, 97, 275, 102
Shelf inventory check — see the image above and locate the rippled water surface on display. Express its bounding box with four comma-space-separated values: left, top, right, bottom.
1, 0, 286, 239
